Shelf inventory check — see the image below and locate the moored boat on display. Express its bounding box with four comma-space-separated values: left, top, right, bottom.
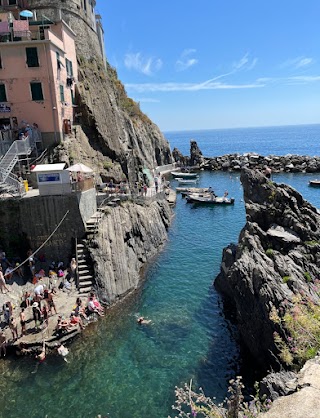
170, 171, 199, 179
186, 194, 235, 205
309, 180, 320, 187
176, 187, 210, 194
175, 177, 198, 184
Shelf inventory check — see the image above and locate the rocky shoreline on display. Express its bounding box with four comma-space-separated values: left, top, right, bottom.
172, 140, 320, 173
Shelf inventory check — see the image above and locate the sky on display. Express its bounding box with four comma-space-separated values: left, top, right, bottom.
97, 1, 320, 132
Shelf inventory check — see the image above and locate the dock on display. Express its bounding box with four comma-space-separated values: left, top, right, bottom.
166, 188, 177, 206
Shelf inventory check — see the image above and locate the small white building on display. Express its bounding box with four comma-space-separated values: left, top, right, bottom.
32, 163, 71, 196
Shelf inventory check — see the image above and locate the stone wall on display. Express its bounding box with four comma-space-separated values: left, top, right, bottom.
0, 191, 96, 264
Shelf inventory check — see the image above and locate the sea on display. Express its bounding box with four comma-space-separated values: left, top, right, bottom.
0, 124, 320, 418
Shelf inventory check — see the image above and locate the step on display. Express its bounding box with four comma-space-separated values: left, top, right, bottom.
78, 280, 93, 288
78, 286, 92, 294
77, 259, 88, 265
78, 274, 94, 281
78, 269, 91, 276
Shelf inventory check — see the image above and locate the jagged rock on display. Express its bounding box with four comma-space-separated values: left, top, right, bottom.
258, 356, 320, 417
215, 168, 320, 367
189, 140, 203, 166
260, 371, 298, 400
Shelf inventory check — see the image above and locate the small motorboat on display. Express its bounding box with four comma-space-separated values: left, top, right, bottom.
171, 171, 199, 179
176, 187, 210, 194
175, 177, 199, 184
186, 193, 235, 205
309, 180, 320, 187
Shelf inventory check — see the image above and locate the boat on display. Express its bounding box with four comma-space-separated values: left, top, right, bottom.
175, 177, 198, 184
186, 194, 235, 205
176, 187, 210, 194
170, 171, 199, 179
309, 180, 320, 187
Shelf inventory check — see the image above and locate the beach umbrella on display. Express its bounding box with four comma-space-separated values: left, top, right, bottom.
19, 10, 33, 19
66, 163, 93, 173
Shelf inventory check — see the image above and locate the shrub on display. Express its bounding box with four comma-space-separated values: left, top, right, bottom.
304, 272, 312, 283
282, 276, 291, 284
265, 248, 274, 258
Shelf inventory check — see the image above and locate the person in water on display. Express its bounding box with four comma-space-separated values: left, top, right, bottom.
56, 342, 69, 362
137, 316, 152, 325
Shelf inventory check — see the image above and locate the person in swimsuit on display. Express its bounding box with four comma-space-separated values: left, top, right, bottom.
20, 308, 26, 336
0, 331, 7, 357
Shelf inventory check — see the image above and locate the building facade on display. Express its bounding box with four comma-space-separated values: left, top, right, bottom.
0, 3, 78, 147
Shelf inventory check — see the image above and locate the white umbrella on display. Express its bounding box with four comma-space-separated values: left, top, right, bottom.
66, 163, 93, 173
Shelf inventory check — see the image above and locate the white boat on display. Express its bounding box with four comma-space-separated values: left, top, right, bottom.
171, 171, 199, 179
175, 177, 198, 184
186, 193, 235, 205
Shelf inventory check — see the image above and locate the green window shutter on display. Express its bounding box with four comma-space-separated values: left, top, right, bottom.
66, 58, 73, 77
0, 84, 7, 102
71, 89, 74, 105
60, 85, 65, 102
30, 82, 43, 101
26, 47, 39, 67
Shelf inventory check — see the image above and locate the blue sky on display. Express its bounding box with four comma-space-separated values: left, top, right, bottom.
98, 1, 320, 132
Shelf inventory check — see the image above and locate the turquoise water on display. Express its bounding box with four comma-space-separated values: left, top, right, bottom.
1, 125, 320, 418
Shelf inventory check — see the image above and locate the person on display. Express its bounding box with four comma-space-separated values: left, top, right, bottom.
41, 305, 49, 329
34, 283, 45, 297
56, 343, 69, 362
0, 331, 7, 357
87, 297, 104, 317
28, 255, 36, 277
20, 308, 27, 336
3, 301, 12, 323
137, 316, 152, 325
70, 312, 85, 330
74, 298, 88, 320
46, 290, 57, 315
4, 266, 13, 281
143, 183, 148, 196
32, 302, 42, 331
15, 262, 24, 278
9, 317, 18, 340
70, 258, 77, 279
0, 266, 10, 293
154, 176, 159, 193
223, 190, 229, 202
77, 171, 84, 182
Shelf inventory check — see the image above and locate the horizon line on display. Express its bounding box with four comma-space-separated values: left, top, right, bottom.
162, 122, 320, 134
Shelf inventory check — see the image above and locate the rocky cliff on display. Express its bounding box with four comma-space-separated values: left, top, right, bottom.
88, 198, 172, 302
28, 0, 173, 183
215, 168, 320, 369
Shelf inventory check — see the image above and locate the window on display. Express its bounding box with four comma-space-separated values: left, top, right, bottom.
65, 58, 73, 77
71, 89, 75, 105
30, 82, 43, 101
9, 0, 18, 5
0, 84, 7, 102
59, 85, 64, 102
26, 47, 39, 67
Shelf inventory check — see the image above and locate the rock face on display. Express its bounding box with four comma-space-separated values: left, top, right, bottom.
215, 168, 320, 367
28, 1, 173, 183
257, 356, 320, 418
89, 198, 172, 302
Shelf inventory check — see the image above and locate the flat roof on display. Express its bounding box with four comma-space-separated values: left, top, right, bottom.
32, 163, 66, 172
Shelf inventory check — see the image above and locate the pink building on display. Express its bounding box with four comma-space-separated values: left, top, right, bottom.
0, 3, 78, 147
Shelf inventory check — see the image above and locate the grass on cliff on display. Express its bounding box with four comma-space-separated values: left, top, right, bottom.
107, 64, 152, 124
270, 284, 320, 367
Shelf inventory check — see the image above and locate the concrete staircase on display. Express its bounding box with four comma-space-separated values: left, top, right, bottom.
85, 210, 104, 238
76, 240, 95, 295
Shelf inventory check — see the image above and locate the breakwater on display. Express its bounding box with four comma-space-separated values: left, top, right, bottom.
200, 153, 320, 173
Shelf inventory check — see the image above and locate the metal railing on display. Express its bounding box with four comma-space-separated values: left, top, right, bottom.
0, 168, 26, 197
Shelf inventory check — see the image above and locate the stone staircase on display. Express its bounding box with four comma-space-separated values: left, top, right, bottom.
76, 240, 95, 295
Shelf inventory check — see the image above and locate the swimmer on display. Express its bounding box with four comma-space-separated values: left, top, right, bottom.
32, 341, 46, 373
56, 342, 69, 362
137, 316, 152, 325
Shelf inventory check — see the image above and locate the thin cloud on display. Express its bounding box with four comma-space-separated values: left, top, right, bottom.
175, 49, 198, 71
124, 52, 162, 76
233, 53, 257, 71
281, 56, 314, 69
135, 98, 160, 103
125, 80, 264, 93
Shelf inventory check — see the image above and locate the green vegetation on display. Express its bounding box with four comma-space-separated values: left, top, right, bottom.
304, 272, 312, 283
103, 161, 113, 170
172, 377, 272, 418
107, 64, 152, 124
271, 292, 320, 367
304, 240, 320, 247
282, 275, 291, 284
268, 189, 276, 201
265, 248, 274, 258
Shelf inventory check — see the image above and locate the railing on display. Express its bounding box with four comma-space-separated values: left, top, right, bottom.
155, 162, 177, 174
0, 168, 26, 197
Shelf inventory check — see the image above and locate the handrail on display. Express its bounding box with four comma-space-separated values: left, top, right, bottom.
0, 168, 26, 197
75, 237, 79, 289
